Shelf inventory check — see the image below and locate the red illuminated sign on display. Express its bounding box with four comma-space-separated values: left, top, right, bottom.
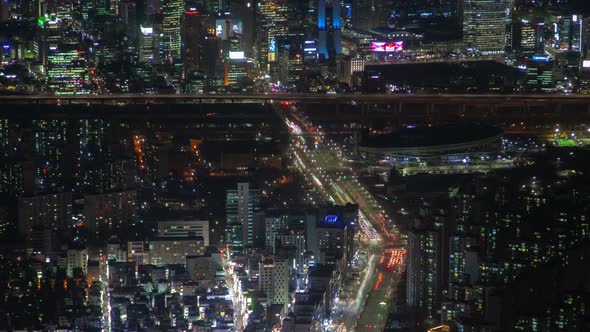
371, 41, 403, 52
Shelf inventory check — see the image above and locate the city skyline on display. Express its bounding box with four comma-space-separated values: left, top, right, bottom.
2, 1, 590, 332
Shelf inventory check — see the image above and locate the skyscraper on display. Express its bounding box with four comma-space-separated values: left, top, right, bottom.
351, 0, 389, 32
162, 0, 183, 62
256, 0, 288, 73
119, 0, 138, 51
317, 0, 342, 59
226, 183, 261, 255
181, 9, 215, 72
463, 0, 510, 54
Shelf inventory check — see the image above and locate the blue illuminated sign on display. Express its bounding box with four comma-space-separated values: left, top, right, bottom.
532, 54, 550, 62
324, 215, 338, 223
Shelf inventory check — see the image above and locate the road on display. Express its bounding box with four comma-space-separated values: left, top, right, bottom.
280, 104, 406, 331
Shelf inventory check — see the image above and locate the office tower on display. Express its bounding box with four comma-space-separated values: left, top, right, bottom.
317, 0, 342, 58
525, 56, 556, 93
225, 183, 261, 255
514, 19, 544, 56
229, 0, 255, 56
119, 0, 138, 50
161, 0, 183, 63
318, 0, 327, 58
259, 255, 290, 309
182, 9, 215, 72
46, 45, 89, 95
17, 192, 73, 237
158, 219, 210, 246
463, 0, 510, 55
139, 25, 159, 63
351, 0, 389, 32
256, 0, 288, 73
305, 205, 357, 266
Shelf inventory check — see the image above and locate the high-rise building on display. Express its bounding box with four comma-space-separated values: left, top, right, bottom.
84, 190, 138, 240
162, 0, 183, 62
256, 0, 288, 73
226, 183, 261, 255
119, 0, 138, 51
182, 10, 216, 72
158, 219, 210, 246
259, 255, 290, 309
46, 46, 89, 95
514, 19, 544, 56
463, 0, 510, 54
317, 0, 342, 58
66, 248, 89, 277
351, 0, 389, 32
148, 237, 206, 265
305, 205, 357, 266
17, 192, 73, 237
406, 207, 447, 325
29, 119, 70, 194
139, 25, 159, 63
525, 56, 556, 93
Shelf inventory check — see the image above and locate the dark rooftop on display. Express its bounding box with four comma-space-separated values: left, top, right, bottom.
361, 125, 502, 149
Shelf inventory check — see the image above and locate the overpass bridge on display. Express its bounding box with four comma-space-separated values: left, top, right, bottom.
1, 94, 590, 126
1, 93, 590, 107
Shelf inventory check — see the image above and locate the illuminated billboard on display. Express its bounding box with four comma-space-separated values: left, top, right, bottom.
324, 215, 338, 223
229, 51, 245, 59
215, 19, 243, 40
583, 60, 590, 68
371, 41, 403, 53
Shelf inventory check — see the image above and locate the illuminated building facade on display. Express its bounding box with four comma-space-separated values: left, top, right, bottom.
46, 46, 89, 95
463, 0, 510, 54
226, 183, 261, 255
317, 0, 342, 58
139, 25, 159, 63
31, 119, 69, 194
256, 0, 288, 73
148, 237, 206, 265
158, 219, 210, 246
162, 0, 183, 62
259, 255, 290, 310
525, 56, 556, 93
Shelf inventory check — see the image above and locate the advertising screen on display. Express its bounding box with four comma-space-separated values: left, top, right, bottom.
371, 41, 403, 52
583, 60, 590, 68
215, 19, 243, 40
229, 51, 245, 59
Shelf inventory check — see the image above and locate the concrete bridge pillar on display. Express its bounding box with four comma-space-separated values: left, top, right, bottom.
427, 103, 435, 125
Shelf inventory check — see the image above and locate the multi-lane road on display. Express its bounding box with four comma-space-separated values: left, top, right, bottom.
281, 104, 406, 331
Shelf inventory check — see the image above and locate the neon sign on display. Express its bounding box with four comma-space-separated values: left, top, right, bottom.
324, 215, 338, 223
